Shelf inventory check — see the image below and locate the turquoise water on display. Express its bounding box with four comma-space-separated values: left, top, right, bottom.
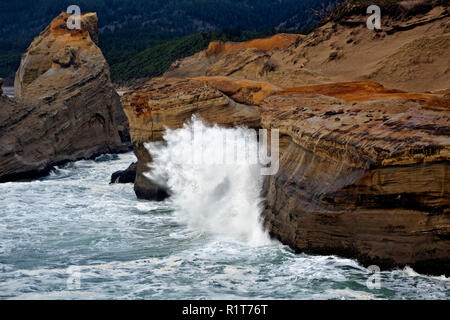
0, 152, 448, 300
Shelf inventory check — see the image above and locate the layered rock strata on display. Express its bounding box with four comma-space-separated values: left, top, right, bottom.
124, 76, 449, 275
122, 6, 450, 275
165, 7, 450, 93
0, 13, 126, 182
121, 77, 269, 199
260, 81, 449, 276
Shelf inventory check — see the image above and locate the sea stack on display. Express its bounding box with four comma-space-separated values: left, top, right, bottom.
0, 12, 126, 182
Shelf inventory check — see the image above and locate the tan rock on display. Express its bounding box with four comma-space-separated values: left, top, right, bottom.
261, 81, 450, 275
204, 34, 303, 56
121, 77, 262, 199
122, 6, 450, 275
164, 33, 302, 80
165, 6, 450, 92
52, 45, 76, 67
124, 75, 450, 274
122, 77, 261, 144
192, 76, 280, 104
262, 81, 450, 167
0, 12, 126, 182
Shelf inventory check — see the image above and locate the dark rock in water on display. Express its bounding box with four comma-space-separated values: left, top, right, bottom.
111, 162, 137, 184
0, 12, 128, 182
134, 182, 170, 201
0, 78, 3, 95
133, 143, 170, 201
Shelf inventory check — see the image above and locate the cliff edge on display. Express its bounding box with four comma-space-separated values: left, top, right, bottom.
122, 5, 450, 275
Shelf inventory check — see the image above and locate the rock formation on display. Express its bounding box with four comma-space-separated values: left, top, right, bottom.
0, 12, 127, 182
111, 162, 137, 184
204, 34, 304, 56
165, 6, 450, 93
260, 81, 449, 276
124, 77, 449, 275
121, 5, 449, 275
121, 77, 264, 200
164, 34, 302, 80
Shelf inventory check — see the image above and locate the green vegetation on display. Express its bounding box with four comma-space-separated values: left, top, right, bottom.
0, 0, 329, 83
0, 51, 21, 83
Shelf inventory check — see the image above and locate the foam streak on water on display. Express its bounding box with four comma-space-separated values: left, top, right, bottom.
0, 153, 448, 300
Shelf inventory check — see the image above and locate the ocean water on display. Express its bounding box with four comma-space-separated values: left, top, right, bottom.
0, 121, 448, 300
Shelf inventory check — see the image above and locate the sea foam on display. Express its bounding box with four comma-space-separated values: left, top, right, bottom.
145, 117, 271, 245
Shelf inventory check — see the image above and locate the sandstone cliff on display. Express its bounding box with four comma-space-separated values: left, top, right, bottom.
124, 77, 449, 275
165, 6, 450, 93
121, 77, 270, 199
164, 34, 303, 80
0, 13, 126, 182
260, 81, 449, 276
122, 6, 449, 275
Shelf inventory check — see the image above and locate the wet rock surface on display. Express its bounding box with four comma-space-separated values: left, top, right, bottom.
111, 162, 137, 184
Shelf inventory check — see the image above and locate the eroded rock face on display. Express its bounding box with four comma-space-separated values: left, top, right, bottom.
0, 13, 126, 182
164, 34, 302, 80
261, 82, 450, 276
121, 77, 264, 200
122, 7, 450, 275
123, 74, 449, 275
204, 34, 304, 56
164, 6, 450, 93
